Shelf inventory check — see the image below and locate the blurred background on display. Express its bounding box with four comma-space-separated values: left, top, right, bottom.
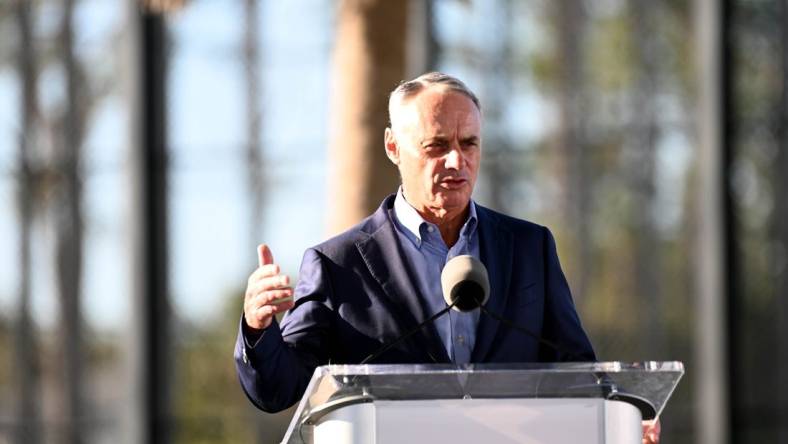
0, 0, 786, 442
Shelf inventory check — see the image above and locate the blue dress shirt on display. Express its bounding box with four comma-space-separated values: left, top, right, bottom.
392, 189, 480, 364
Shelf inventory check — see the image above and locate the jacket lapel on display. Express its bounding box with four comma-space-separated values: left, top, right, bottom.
355, 204, 450, 363
471, 207, 513, 362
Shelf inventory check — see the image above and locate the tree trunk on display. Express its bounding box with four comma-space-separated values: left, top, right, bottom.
242, 2, 269, 441
14, 2, 42, 443
480, 0, 512, 213
244, 0, 264, 246
405, 0, 437, 78
327, 0, 408, 234
54, 0, 86, 442
629, 0, 664, 357
554, 0, 591, 302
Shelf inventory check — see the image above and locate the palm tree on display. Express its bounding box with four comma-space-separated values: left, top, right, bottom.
327, 0, 409, 233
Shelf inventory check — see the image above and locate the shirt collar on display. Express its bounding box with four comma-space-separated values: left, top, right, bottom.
393, 187, 478, 243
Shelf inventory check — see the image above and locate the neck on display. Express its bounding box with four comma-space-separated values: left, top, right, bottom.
414, 201, 470, 248
432, 209, 466, 247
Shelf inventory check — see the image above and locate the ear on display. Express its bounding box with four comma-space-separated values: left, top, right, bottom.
384, 127, 400, 165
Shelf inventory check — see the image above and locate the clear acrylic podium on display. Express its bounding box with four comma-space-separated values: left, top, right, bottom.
281, 362, 684, 444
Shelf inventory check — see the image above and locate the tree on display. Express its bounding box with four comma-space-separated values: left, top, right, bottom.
327, 0, 409, 233
552, 0, 592, 304
479, 0, 514, 214
13, 0, 42, 442
51, 0, 88, 441
627, 0, 665, 356
244, 0, 264, 246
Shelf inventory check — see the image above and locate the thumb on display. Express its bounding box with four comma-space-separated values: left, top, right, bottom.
257, 244, 274, 267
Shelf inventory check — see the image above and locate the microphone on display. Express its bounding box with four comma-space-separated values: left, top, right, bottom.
444, 255, 584, 361
359, 255, 580, 364
359, 255, 485, 365
444, 259, 650, 414
441, 255, 489, 311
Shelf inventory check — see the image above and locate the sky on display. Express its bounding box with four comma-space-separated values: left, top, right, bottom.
0, 0, 333, 330
0, 0, 692, 332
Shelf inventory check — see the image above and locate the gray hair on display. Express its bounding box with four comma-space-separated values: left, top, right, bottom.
388, 72, 481, 127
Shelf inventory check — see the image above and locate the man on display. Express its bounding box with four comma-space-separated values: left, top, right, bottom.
235, 72, 657, 442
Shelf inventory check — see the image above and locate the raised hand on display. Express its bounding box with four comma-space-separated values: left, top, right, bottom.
243, 244, 295, 331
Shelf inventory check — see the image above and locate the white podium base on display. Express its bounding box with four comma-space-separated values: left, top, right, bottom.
313, 398, 641, 444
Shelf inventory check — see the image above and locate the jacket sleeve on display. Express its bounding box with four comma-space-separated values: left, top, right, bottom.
538, 227, 597, 362
233, 248, 335, 413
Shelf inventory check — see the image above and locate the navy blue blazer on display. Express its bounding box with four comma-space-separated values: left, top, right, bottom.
234, 195, 595, 413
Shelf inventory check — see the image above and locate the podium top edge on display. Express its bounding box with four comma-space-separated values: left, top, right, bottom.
315, 361, 685, 376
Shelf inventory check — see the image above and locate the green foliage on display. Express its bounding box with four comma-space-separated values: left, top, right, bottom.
0, 314, 10, 396
587, 15, 635, 92
173, 287, 294, 444
173, 288, 252, 444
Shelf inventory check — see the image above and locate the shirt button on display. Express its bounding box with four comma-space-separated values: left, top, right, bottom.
457, 335, 465, 344
427, 226, 434, 233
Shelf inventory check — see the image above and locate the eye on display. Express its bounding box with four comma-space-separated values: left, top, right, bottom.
425, 141, 449, 152
461, 140, 478, 149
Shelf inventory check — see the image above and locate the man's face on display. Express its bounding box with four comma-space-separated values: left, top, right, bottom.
385, 88, 481, 217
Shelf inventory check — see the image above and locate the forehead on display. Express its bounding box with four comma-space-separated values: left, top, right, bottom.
393, 87, 481, 135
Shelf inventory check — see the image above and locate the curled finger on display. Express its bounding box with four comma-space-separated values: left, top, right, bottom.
248, 264, 281, 283
259, 288, 294, 306
250, 275, 291, 295
269, 299, 295, 314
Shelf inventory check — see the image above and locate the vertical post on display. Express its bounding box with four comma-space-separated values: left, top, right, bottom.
142, 10, 171, 443
694, 0, 731, 443
128, 3, 171, 443
775, 0, 788, 441
721, 0, 738, 441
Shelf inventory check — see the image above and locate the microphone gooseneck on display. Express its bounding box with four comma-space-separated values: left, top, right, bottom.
359, 299, 457, 365
359, 255, 485, 365
443, 255, 584, 361
478, 305, 580, 360
359, 254, 583, 364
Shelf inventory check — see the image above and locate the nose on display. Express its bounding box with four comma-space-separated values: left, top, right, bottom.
444, 145, 465, 170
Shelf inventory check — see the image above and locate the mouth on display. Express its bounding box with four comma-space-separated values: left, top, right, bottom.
438, 177, 468, 190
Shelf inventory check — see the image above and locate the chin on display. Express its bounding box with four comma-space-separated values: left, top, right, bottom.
434, 192, 470, 210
